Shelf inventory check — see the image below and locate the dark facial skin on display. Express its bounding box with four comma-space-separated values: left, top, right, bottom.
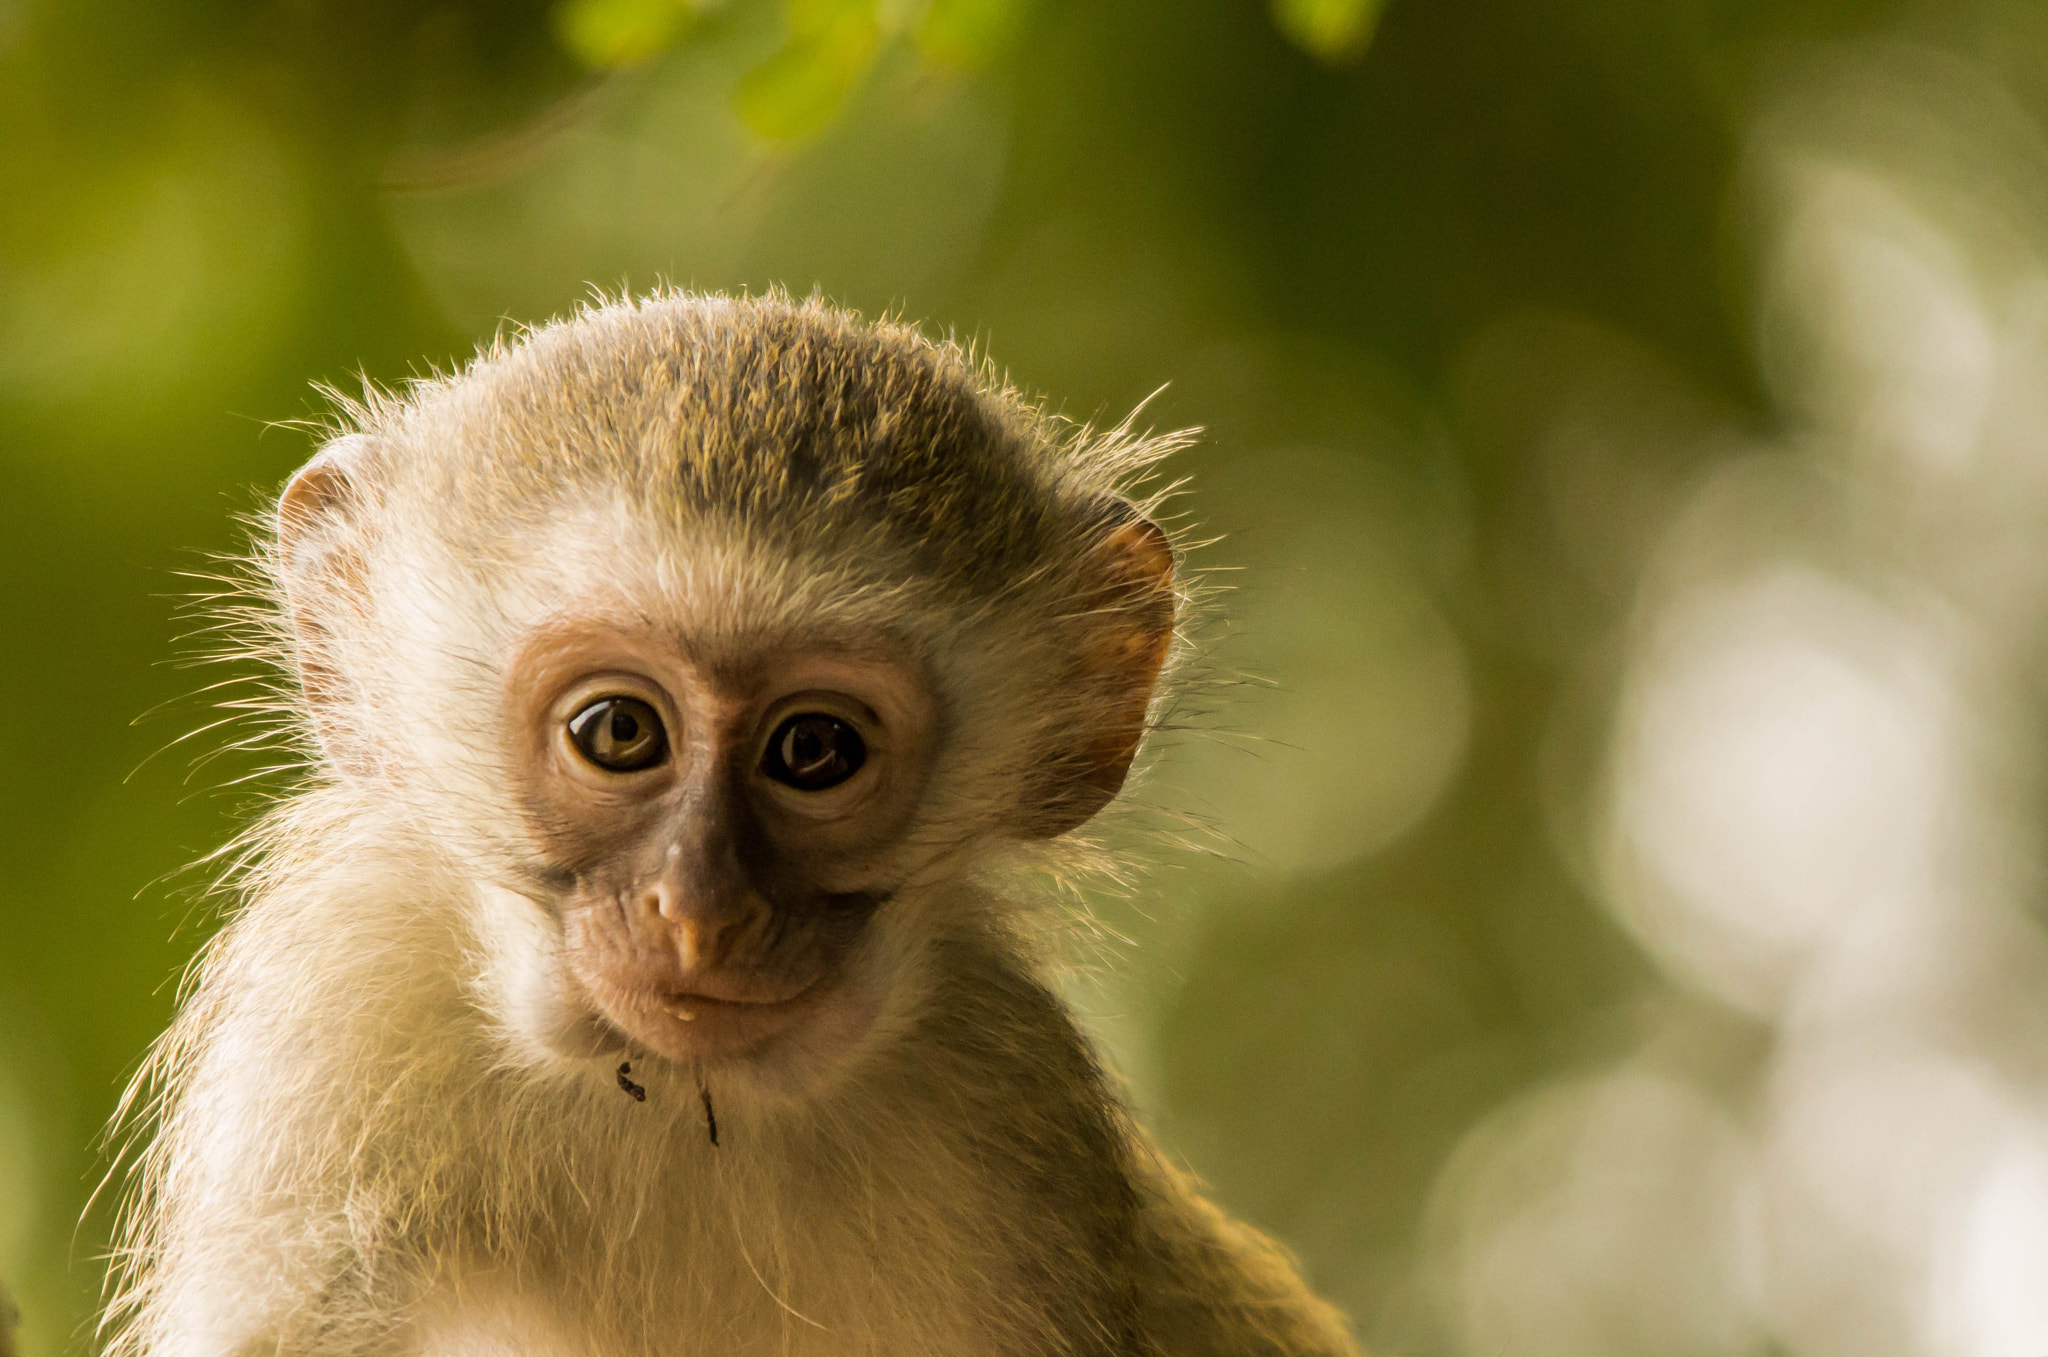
505, 619, 939, 1068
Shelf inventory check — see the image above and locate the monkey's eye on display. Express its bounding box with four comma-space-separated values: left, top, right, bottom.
763, 714, 866, 791
566, 697, 669, 773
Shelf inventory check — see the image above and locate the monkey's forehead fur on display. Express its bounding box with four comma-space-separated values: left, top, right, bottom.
333, 292, 1176, 597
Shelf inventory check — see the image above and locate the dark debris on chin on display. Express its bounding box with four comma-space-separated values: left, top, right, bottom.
615, 1057, 718, 1148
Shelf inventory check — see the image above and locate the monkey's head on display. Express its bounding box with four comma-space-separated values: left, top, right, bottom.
267, 293, 1179, 1093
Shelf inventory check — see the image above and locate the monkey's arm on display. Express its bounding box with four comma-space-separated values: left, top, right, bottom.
1127, 1144, 1363, 1357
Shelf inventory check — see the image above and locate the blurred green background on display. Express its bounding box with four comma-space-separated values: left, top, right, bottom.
14, 0, 2048, 1354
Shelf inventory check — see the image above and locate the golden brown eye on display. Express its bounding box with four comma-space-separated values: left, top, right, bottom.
567, 696, 669, 773
763, 714, 866, 791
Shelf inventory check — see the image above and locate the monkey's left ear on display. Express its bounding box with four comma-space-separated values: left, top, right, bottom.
1034, 516, 1177, 837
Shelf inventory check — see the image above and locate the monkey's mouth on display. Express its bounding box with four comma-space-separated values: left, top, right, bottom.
583, 967, 846, 1066
660, 974, 831, 1042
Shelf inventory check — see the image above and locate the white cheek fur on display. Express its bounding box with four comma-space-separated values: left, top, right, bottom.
468, 885, 626, 1065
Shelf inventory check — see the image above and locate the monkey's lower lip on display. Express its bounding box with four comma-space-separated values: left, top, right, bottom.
660, 972, 818, 1007
606, 973, 837, 1062
658, 979, 820, 1018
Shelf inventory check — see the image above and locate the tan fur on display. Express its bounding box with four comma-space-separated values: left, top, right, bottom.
104, 292, 1359, 1357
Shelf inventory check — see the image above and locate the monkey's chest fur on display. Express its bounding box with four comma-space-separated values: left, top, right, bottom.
411, 1125, 1133, 1357
408, 1018, 1143, 1357
408, 1098, 1139, 1357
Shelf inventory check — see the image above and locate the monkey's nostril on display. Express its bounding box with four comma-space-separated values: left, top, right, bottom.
643, 884, 686, 922
823, 891, 887, 916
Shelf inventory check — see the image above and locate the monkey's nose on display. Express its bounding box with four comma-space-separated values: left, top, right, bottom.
638, 883, 751, 971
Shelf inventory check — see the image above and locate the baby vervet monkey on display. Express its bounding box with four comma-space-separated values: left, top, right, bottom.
107, 293, 1358, 1357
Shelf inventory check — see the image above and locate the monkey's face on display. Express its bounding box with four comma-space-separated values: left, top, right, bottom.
274, 396, 1176, 1093
502, 614, 940, 1075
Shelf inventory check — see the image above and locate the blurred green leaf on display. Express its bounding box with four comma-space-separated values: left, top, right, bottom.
735, 0, 883, 140
554, 0, 701, 69
1270, 0, 1386, 63
914, 0, 1031, 70
554, 0, 1026, 139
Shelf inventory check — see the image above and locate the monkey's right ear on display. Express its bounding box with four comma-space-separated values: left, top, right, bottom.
274, 436, 373, 763
276, 435, 368, 553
